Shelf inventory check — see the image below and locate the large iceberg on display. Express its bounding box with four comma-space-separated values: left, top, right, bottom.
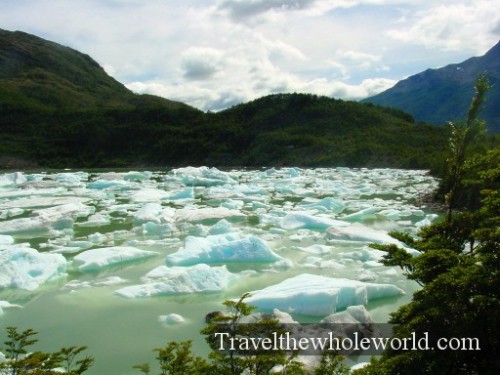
0, 247, 67, 291
72, 246, 158, 271
166, 234, 281, 266
245, 273, 404, 316
115, 264, 237, 298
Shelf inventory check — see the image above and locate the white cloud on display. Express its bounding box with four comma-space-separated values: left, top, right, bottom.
387, 0, 500, 53
0, 0, 496, 111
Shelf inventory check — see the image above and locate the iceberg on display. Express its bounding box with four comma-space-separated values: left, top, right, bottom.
245, 273, 404, 316
72, 246, 158, 271
0, 247, 67, 291
171, 167, 237, 186
115, 264, 237, 298
280, 212, 349, 230
174, 206, 244, 222
301, 197, 345, 214
326, 222, 404, 246
0, 235, 14, 248
166, 234, 281, 266
158, 313, 185, 325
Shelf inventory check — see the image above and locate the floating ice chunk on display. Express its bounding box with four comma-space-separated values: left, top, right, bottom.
280, 212, 349, 231
76, 213, 111, 227
115, 264, 236, 298
221, 199, 244, 210
301, 198, 345, 214
302, 256, 345, 270
87, 180, 132, 190
159, 313, 185, 325
175, 206, 244, 222
378, 209, 401, 221
0, 207, 25, 219
326, 223, 404, 246
133, 203, 175, 224
320, 305, 373, 324
88, 232, 106, 244
34, 202, 94, 221
93, 276, 128, 286
0, 235, 14, 247
357, 270, 377, 282
0, 300, 22, 309
0, 247, 67, 291
0, 172, 27, 186
0, 197, 91, 210
415, 213, 439, 228
0, 202, 95, 235
294, 244, 331, 254
130, 189, 170, 203
166, 234, 281, 266
168, 187, 194, 200
245, 274, 404, 316
123, 171, 152, 181
341, 207, 379, 222
171, 167, 237, 186
208, 219, 234, 235
72, 246, 158, 271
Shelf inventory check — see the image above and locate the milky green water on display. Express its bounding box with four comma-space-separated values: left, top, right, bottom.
0, 168, 439, 374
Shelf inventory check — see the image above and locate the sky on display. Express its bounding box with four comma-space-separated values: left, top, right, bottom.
1, 0, 499, 111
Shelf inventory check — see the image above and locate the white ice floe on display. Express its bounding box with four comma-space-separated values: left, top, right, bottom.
245, 273, 404, 316
171, 166, 237, 186
301, 197, 346, 214
0, 247, 67, 291
133, 203, 175, 224
320, 305, 373, 324
0, 172, 27, 186
326, 223, 404, 246
0, 300, 22, 309
114, 264, 237, 298
158, 313, 185, 325
72, 246, 158, 271
262, 212, 349, 231
166, 234, 281, 266
294, 244, 331, 254
174, 206, 244, 222
0, 235, 14, 248
130, 189, 170, 203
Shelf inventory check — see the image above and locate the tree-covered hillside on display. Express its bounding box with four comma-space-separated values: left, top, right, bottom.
0, 28, 487, 171
363, 40, 500, 133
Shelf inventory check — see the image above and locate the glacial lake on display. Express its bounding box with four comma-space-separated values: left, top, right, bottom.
0, 167, 440, 374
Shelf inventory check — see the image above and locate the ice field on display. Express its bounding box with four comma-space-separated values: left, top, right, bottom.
0, 167, 440, 374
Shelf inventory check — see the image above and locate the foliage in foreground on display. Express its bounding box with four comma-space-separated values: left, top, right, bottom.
133, 293, 349, 375
0, 327, 93, 375
355, 75, 500, 374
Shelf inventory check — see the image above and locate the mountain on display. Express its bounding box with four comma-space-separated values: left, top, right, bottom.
363, 41, 500, 133
0, 29, 456, 170
0, 28, 191, 111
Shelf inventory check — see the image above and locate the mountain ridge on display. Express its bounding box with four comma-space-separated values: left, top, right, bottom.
0, 28, 486, 171
363, 41, 500, 133
0, 28, 192, 111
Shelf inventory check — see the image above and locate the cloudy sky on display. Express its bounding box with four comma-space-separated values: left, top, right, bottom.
1, 0, 499, 111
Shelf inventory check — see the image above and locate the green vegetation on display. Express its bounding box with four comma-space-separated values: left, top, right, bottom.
132, 293, 346, 375
355, 76, 500, 374
0, 28, 464, 171
0, 326, 93, 375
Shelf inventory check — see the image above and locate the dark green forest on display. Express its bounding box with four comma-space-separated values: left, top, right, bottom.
2, 29, 498, 172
